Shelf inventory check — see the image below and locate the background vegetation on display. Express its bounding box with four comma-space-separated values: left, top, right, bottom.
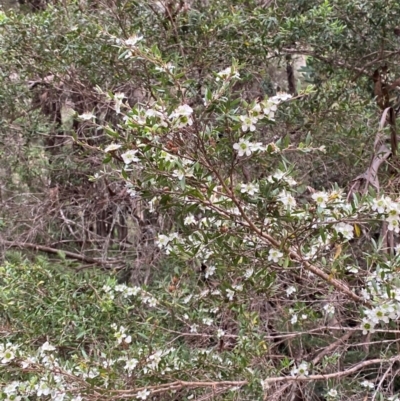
2, 0, 400, 400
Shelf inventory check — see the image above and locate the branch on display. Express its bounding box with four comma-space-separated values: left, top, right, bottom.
281, 48, 365, 75
207, 160, 366, 304
263, 356, 400, 384
110, 380, 247, 397
311, 330, 354, 365
2, 240, 121, 268
105, 357, 400, 399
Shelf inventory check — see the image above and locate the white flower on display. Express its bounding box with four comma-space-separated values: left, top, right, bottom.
113, 325, 133, 344
272, 170, 285, 181
147, 350, 162, 370
146, 107, 165, 119
114, 92, 125, 100
36, 381, 51, 397
127, 113, 146, 125
78, 112, 95, 120
142, 296, 157, 307
216, 66, 240, 81
290, 314, 298, 324
286, 286, 296, 296
204, 265, 216, 278
272, 92, 292, 102
170, 104, 193, 117
216, 67, 231, 80
346, 265, 359, 273
121, 149, 139, 164
249, 103, 264, 120
4, 381, 20, 395
41, 341, 56, 352
285, 176, 297, 186
190, 324, 198, 333
268, 248, 283, 263
114, 92, 125, 114
360, 318, 376, 335
239, 115, 257, 132
114, 332, 125, 344
217, 329, 225, 338
367, 307, 389, 324
290, 361, 308, 376
169, 104, 193, 127
326, 388, 338, 398
104, 143, 122, 152
21, 357, 37, 369
88, 368, 99, 378
334, 222, 354, 240
203, 318, 213, 326
136, 389, 151, 400
268, 170, 296, 186
126, 184, 136, 198
155, 62, 175, 73
157, 234, 170, 248
125, 34, 143, 46
125, 358, 138, 371
360, 380, 374, 390
261, 99, 278, 119
104, 285, 113, 293
184, 214, 196, 225
323, 304, 335, 316
147, 298, 157, 308
386, 201, 400, 218
182, 294, 192, 304
240, 183, 259, 195
250, 142, 264, 152
297, 361, 309, 376
226, 289, 235, 301
278, 190, 296, 209
172, 169, 185, 180
244, 268, 254, 279
115, 284, 128, 292
360, 288, 370, 301
312, 191, 329, 208
388, 218, 400, 233
233, 139, 252, 157
1, 348, 15, 364
371, 196, 388, 214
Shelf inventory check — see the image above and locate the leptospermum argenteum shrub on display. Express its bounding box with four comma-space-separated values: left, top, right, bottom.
4, 35, 400, 401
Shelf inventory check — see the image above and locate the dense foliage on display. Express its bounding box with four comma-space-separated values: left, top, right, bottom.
2, 1, 400, 400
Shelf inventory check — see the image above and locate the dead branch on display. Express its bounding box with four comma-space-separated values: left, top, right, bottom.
2, 239, 121, 268
348, 143, 391, 198
263, 355, 400, 384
